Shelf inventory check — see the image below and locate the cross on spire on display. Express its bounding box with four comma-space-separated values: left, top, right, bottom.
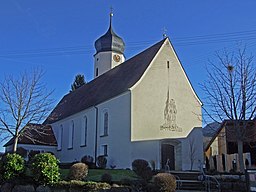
109, 6, 114, 26
110, 6, 114, 17
162, 27, 168, 39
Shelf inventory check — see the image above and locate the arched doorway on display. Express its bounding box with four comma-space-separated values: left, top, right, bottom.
161, 143, 175, 170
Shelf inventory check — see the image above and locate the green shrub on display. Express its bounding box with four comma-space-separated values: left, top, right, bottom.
101, 172, 112, 184
132, 159, 152, 181
68, 162, 88, 181
97, 155, 107, 169
153, 173, 176, 192
30, 153, 60, 185
0, 153, 25, 181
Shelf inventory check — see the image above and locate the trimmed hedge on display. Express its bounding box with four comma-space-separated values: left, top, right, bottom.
132, 159, 152, 181
153, 173, 176, 192
68, 162, 88, 181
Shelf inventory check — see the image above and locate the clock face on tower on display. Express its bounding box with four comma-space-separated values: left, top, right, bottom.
113, 54, 121, 62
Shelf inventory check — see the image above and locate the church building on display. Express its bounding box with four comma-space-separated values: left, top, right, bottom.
5, 13, 204, 171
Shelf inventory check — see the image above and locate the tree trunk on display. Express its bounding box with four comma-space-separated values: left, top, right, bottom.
237, 140, 245, 172
12, 135, 19, 153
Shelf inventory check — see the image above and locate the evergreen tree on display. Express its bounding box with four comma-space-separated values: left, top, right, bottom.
71, 74, 86, 92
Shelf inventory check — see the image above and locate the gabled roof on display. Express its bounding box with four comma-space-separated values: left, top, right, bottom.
45, 38, 166, 124
203, 122, 221, 137
4, 123, 57, 147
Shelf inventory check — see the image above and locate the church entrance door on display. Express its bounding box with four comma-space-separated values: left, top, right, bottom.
161, 144, 175, 170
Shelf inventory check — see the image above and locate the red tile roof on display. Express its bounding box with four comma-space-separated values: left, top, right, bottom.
4, 123, 57, 147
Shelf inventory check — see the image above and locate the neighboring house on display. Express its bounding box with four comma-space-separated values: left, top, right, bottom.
203, 122, 221, 158
204, 120, 256, 167
4, 14, 203, 170
4, 123, 57, 159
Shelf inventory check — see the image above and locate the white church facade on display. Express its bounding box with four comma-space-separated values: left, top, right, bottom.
5, 14, 203, 171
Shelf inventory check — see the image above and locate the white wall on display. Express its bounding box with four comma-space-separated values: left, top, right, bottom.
94, 51, 125, 78
131, 39, 202, 141
51, 91, 131, 168
51, 107, 96, 163
96, 91, 131, 168
179, 127, 204, 171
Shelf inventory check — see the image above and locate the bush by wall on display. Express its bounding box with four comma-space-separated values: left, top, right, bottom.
97, 155, 107, 169
153, 173, 176, 192
0, 153, 25, 182
132, 159, 152, 181
81, 155, 95, 168
30, 153, 60, 185
68, 162, 88, 181
101, 172, 112, 184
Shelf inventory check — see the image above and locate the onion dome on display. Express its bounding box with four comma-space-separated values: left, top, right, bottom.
95, 13, 125, 54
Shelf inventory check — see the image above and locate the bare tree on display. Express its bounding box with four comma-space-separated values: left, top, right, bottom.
0, 69, 54, 153
202, 46, 256, 172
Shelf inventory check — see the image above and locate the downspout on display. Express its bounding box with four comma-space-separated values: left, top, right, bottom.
94, 106, 98, 166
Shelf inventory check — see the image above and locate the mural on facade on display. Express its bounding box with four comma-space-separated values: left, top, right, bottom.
160, 90, 182, 132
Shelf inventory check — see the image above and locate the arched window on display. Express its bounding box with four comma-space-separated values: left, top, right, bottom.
100, 109, 109, 136
57, 125, 63, 151
68, 120, 74, 149
103, 111, 108, 136
81, 116, 87, 146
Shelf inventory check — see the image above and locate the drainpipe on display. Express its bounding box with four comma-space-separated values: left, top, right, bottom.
94, 106, 98, 166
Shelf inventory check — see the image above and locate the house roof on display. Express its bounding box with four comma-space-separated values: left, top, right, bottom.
203, 122, 221, 137
4, 123, 57, 147
203, 122, 221, 150
204, 120, 256, 151
45, 38, 166, 124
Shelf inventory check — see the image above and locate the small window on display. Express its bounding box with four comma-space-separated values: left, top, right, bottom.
167, 61, 170, 68
80, 116, 87, 146
68, 121, 74, 149
57, 125, 63, 151
101, 145, 108, 156
96, 68, 99, 77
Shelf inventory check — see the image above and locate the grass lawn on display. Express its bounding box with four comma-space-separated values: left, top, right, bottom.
60, 168, 138, 181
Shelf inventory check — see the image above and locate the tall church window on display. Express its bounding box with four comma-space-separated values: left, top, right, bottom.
68, 120, 74, 149
103, 111, 108, 136
57, 125, 63, 151
80, 116, 87, 146
100, 109, 109, 136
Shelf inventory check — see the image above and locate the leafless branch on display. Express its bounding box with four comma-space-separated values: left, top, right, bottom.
0, 68, 54, 152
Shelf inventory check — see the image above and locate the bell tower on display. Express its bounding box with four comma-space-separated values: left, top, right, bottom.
94, 10, 125, 78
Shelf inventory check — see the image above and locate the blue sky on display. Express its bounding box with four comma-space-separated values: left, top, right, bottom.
1, 0, 256, 151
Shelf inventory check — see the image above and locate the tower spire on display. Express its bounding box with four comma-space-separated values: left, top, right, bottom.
110, 6, 114, 27
94, 8, 125, 78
